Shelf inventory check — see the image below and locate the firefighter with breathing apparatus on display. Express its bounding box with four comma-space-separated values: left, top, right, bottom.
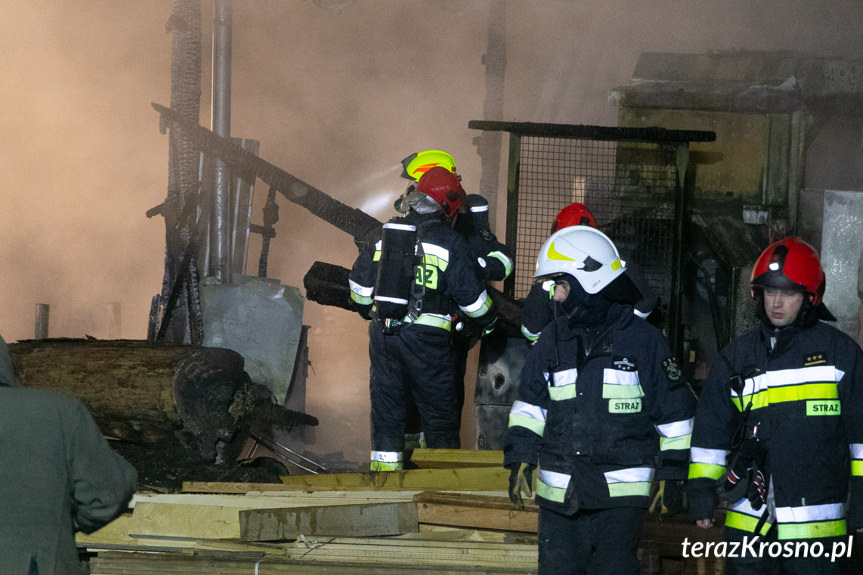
349, 164, 496, 471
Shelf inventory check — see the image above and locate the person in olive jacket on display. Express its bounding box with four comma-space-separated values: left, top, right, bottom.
0, 334, 138, 575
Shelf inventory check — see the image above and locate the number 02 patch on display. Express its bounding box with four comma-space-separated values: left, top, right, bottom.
414, 264, 438, 289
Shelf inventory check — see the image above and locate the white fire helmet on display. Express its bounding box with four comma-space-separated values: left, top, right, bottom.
534, 226, 626, 294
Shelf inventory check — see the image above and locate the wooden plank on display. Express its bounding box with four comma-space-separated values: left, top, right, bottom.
414, 491, 538, 533
239, 501, 418, 541
87, 537, 539, 574
84, 493, 419, 542
409, 448, 503, 468
185, 467, 510, 493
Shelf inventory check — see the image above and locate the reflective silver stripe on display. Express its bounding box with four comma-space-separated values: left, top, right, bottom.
732, 365, 844, 398
509, 400, 547, 425
419, 242, 449, 262
375, 295, 408, 305
605, 467, 655, 484
460, 289, 493, 318
538, 468, 571, 489
604, 467, 654, 497
521, 325, 540, 341
470, 204, 489, 213
602, 369, 643, 399
382, 222, 416, 232
545, 368, 577, 401
775, 503, 845, 523
729, 497, 773, 519
536, 469, 570, 503
371, 450, 403, 463
851, 444, 863, 459
349, 279, 373, 297
350, 279, 374, 305
657, 418, 693, 451
633, 308, 651, 319
656, 418, 694, 439
690, 446, 729, 466
603, 369, 640, 386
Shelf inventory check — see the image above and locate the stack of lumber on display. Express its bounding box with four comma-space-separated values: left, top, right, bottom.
79, 449, 540, 574
78, 449, 724, 574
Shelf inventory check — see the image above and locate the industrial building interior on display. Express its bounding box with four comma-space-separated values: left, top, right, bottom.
2, 1, 863, 573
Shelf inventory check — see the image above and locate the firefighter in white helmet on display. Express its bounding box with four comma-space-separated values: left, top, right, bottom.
349, 166, 497, 471
503, 225, 694, 574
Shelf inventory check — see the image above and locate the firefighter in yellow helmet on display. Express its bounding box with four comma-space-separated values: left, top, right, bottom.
349, 165, 497, 471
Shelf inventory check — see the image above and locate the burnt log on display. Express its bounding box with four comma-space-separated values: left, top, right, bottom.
7, 339, 317, 482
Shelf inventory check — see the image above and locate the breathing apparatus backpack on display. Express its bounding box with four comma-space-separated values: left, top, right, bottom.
374, 217, 419, 324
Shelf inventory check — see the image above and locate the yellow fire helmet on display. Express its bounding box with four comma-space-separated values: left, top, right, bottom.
400, 149, 457, 181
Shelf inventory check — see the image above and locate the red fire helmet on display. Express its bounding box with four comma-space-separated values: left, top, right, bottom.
750, 237, 825, 305
416, 166, 466, 218
550, 202, 598, 233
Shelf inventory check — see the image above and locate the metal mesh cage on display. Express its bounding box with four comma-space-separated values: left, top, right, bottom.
512, 137, 679, 316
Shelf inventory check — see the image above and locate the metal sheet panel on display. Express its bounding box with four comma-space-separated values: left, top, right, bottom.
821, 189, 863, 342
201, 275, 304, 404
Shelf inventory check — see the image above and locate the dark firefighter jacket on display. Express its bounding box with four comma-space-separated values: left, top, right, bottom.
462, 226, 513, 284
504, 303, 695, 514
688, 320, 863, 539
348, 210, 496, 333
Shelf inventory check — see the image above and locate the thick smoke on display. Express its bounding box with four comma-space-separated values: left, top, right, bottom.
1, 0, 861, 467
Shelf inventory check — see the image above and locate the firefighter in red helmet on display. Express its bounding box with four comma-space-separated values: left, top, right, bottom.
521, 202, 656, 344
689, 237, 863, 574
349, 166, 496, 471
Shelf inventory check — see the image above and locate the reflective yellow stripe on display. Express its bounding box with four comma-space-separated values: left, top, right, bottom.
536, 478, 566, 503
370, 460, 402, 471
735, 383, 839, 411
521, 325, 540, 342
852, 460, 863, 476
660, 434, 691, 452
462, 291, 493, 318
777, 520, 846, 540
487, 251, 513, 278
351, 292, 373, 306
421, 253, 448, 272
608, 481, 652, 497
725, 511, 773, 535
549, 384, 577, 401
508, 412, 545, 436
688, 462, 726, 481
407, 314, 451, 331
602, 383, 644, 399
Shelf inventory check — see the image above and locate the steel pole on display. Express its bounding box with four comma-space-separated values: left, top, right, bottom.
211, 0, 233, 283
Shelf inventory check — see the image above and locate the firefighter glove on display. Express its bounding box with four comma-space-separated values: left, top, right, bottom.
649, 479, 685, 519
507, 462, 535, 510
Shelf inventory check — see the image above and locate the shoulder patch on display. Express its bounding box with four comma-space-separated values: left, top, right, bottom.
662, 356, 682, 382
804, 352, 826, 367
613, 356, 637, 372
